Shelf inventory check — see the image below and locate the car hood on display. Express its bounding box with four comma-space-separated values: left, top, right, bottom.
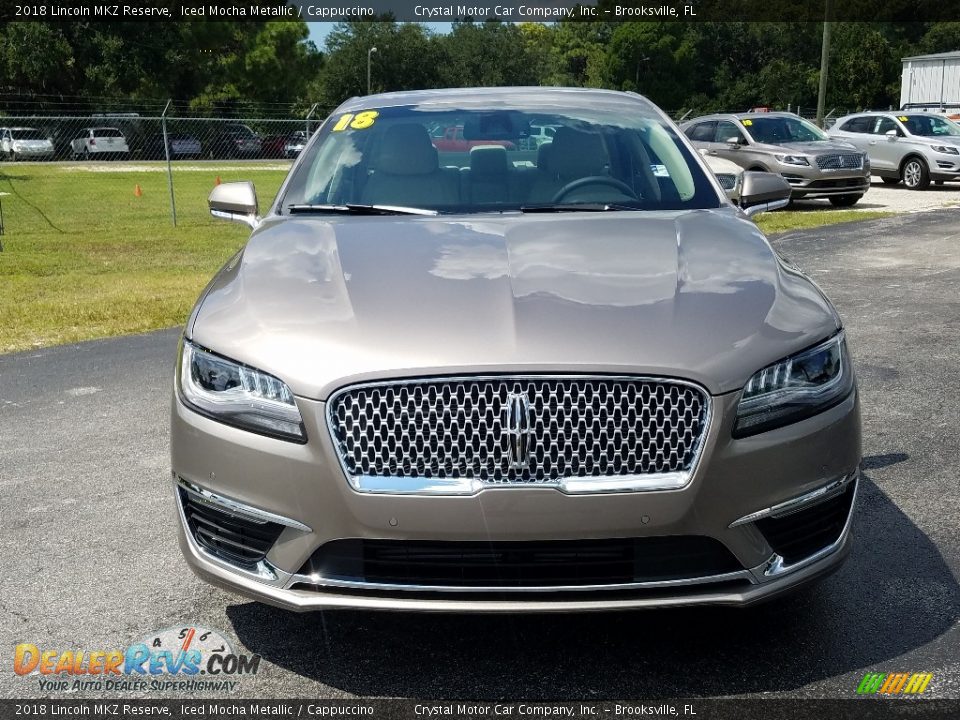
189, 210, 840, 399
755, 140, 859, 154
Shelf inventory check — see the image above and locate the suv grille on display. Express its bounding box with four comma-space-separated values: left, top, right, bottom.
815, 153, 863, 170
327, 377, 708, 485
298, 537, 742, 588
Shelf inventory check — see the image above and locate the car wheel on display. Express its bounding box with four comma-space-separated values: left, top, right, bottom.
881, 177, 900, 186
9, 150, 17, 162
901, 157, 930, 190
828, 194, 862, 207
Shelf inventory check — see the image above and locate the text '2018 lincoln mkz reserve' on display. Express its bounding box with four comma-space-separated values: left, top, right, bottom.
171, 87, 861, 612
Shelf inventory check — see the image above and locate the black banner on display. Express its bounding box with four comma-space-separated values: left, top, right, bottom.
3, 0, 960, 23
1, 699, 959, 720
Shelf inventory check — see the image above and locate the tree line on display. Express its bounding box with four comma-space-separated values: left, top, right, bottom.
2, 20, 959, 116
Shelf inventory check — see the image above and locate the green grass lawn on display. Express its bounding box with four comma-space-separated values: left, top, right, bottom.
0, 162, 892, 354
0, 163, 287, 353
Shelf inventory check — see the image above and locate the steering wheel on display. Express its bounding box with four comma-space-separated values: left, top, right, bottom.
551, 176, 639, 204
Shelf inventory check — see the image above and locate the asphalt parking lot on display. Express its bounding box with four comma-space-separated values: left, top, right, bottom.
1, 209, 958, 701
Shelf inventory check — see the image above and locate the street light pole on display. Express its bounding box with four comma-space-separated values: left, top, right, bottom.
367, 46, 378, 95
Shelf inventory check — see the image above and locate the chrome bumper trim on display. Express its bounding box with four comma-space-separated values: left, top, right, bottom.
174, 479, 293, 587
283, 568, 757, 594
729, 468, 859, 528
176, 475, 312, 532
755, 473, 859, 581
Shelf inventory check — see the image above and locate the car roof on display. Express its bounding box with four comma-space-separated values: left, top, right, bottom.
336, 86, 661, 115
685, 112, 803, 124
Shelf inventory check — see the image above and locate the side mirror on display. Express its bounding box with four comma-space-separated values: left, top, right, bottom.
739, 171, 791, 217
209, 181, 259, 228
725, 136, 742, 148
885, 129, 898, 140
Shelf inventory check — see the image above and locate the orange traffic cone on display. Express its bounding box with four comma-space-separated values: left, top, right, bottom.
134, 184, 143, 197
215, 176, 222, 186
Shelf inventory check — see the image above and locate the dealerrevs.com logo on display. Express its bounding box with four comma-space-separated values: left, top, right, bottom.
13, 625, 260, 693
856, 672, 933, 696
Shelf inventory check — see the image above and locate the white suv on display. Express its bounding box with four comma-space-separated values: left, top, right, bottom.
829, 111, 960, 189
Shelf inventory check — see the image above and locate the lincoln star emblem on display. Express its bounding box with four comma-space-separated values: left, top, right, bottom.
504, 392, 533, 470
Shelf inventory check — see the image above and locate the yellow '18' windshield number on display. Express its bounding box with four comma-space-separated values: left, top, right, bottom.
332, 111, 379, 132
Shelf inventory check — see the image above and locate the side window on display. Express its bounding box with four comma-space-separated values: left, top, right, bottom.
840, 117, 871, 133
715, 121, 745, 144
873, 117, 901, 136
686, 121, 717, 142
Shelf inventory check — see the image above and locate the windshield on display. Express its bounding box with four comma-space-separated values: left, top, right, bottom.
743, 116, 828, 144
901, 115, 960, 137
11, 129, 48, 140
281, 103, 721, 214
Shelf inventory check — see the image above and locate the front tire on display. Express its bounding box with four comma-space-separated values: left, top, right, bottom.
901, 157, 930, 190
829, 194, 862, 207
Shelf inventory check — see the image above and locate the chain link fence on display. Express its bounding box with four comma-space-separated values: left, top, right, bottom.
0, 110, 333, 226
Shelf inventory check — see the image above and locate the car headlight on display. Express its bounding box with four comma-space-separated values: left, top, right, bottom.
931, 145, 960, 155
774, 154, 810, 166
178, 340, 305, 442
734, 332, 853, 438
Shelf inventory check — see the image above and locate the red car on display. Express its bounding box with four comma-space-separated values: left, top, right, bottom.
431, 125, 515, 152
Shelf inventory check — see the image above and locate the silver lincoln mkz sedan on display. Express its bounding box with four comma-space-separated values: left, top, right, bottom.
171, 88, 861, 612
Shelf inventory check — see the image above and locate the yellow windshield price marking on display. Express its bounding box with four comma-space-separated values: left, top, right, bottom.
898, 116, 909, 121
742, 119, 753, 126
332, 111, 380, 132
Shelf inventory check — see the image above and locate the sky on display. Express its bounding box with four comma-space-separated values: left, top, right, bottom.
307, 22, 452, 50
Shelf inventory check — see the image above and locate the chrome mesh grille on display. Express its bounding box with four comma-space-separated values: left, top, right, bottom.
327, 377, 708, 484
815, 153, 863, 170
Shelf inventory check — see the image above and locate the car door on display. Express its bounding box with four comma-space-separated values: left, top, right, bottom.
711, 120, 750, 165
832, 116, 872, 153
868, 116, 905, 172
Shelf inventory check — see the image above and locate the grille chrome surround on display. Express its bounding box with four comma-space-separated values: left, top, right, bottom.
815, 152, 863, 170
325, 376, 712, 495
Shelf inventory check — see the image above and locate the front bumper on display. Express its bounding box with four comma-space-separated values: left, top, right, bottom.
780, 171, 871, 199
171, 386, 861, 612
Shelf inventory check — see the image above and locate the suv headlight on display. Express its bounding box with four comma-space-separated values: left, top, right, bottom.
774, 154, 809, 166
734, 332, 853, 438
178, 340, 305, 442
931, 145, 960, 155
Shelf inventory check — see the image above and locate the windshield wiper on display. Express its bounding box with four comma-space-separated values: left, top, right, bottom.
519, 202, 644, 213
287, 203, 438, 216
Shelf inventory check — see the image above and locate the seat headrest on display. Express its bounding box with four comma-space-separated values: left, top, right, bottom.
549, 127, 607, 179
537, 142, 553, 173
470, 145, 509, 176
376, 124, 438, 175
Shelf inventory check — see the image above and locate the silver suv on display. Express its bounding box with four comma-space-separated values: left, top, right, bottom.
828, 111, 960, 190
682, 112, 870, 206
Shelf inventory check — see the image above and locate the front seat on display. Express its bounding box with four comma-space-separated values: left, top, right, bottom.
361, 124, 460, 207
528, 127, 609, 203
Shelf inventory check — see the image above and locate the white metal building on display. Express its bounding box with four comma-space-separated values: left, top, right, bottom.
901, 51, 960, 110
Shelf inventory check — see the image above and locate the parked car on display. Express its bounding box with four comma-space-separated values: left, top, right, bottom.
699, 148, 743, 202
682, 112, 870, 206
0, 127, 55, 161
283, 131, 308, 158
70, 127, 130, 160
828, 111, 960, 190
260, 134, 290, 159
171, 87, 861, 613
142, 133, 202, 160
209, 123, 262, 159
431, 124, 515, 152
519, 123, 560, 150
